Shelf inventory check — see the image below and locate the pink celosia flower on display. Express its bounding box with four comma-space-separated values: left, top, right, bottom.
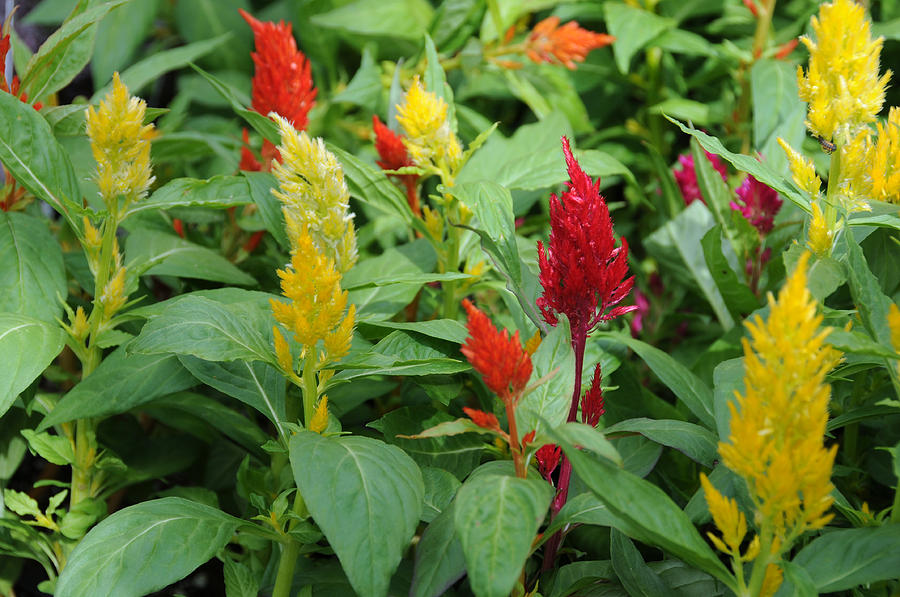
730, 175, 783, 235
673, 152, 727, 205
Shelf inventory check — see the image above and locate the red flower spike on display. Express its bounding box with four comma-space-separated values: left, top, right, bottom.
581, 364, 605, 427
239, 9, 316, 131
775, 38, 799, 60
521, 430, 536, 448
526, 16, 614, 70
373, 115, 420, 215
239, 128, 262, 172
730, 174, 783, 235
673, 152, 727, 206
463, 407, 501, 431
535, 444, 561, 481
536, 137, 636, 339
461, 299, 533, 403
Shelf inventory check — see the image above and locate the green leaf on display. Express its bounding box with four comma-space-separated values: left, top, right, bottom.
667, 118, 810, 212
421, 467, 461, 522
410, 502, 466, 597
603, 418, 718, 468
20, 0, 134, 102
290, 431, 424, 597
452, 180, 520, 281
423, 34, 456, 132
222, 558, 258, 597
516, 317, 575, 434
750, 59, 806, 175
332, 45, 381, 108
2, 489, 41, 518
173, 0, 251, 70
311, 0, 434, 41
595, 333, 716, 429
611, 529, 678, 597
454, 472, 553, 597
551, 422, 622, 467
130, 175, 250, 215
177, 355, 287, 438
55, 498, 242, 597
712, 357, 744, 441
650, 98, 711, 126
359, 319, 468, 343
128, 295, 276, 365
545, 492, 617, 536
243, 171, 288, 249
0, 91, 82, 231
190, 64, 279, 143
21, 430, 74, 465
91, 0, 159, 87
546, 427, 733, 587
344, 243, 435, 321
700, 226, 760, 318
792, 525, 900, 592
125, 228, 255, 285
0, 314, 65, 418
340, 331, 469, 379
604, 3, 674, 73
645, 201, 734, 329
92, 34, 228, 100
0, 212, 66, 323
38, 347, 195, 430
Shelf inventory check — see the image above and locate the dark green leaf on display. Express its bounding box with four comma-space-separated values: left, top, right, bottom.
0, 212, 66, 323
243, 171, 288, 249
173, 0, 251, 70
410, 503, 466, 597
604, 3, 674, 73
611, 529, 678, 597
421, 466, 460, 522
604, 418, 718, 467
700, 226, 759, 318
91, 0, 159, 86
0, 314, 64, 418
792, 525, 900, 592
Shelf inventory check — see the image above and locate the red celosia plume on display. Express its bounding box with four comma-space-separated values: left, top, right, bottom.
537, 137, 635, 339
239, 9, 316, 131
526, 17, 614, 70
460, 299, 533, 402
372, 115, 420, 215
462, 407, 501, 431
581, 364, 605, 427
535, 443, 561, 481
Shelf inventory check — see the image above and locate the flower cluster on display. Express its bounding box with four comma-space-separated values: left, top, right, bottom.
372, 115, 420, 215
537, 137, 634, 337
703, 252, 841, 594
395, 76, 462, 176
525, 17, 614, 70
730, 175, 783, 235
673, 151, 727, 205
271, 114, 357, 273
870, 107, 900, 203
85, 72, 155, 209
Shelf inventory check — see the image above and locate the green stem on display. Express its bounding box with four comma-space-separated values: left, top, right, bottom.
823, 142, 842, 237
271, 532, 302, 597
645, 47, 665, 155
441, 198, 461, 320
301, 355, 318, 428
891, 481, 900, 523
745, 529, 773, 597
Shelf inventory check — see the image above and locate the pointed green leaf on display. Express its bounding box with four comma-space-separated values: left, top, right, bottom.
604, 418, 718, 467
516, 317, 575, 434
0, 212, 66, 323
611, 529, 678, 597
792, 524, 900, 592
411, 502, 466, 597
125, 228, 255, 285
0, 314, 64, 418
129, 175, 250, 215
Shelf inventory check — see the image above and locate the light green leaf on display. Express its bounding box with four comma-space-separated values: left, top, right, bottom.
516, 317, 575, 434
291, 431, 424, 597
792, 525, 900, 592
0, 314, 65, 418
359, 319, 467, 343
0, 212, 66, 323
603, 418, 718, 467
604, 3, 674, 73
173, 0, 251, 70
129, 175, 250, 215
311, 0, 434, 41
452, 180, 520, 281
91, 0, 159, 86
454, 472, 553, 597
125, 228, 255, 285
38, 347, 195, 430
421, 467, 461, 522
751, 58, 806, 175
21, 430, 74, 465
55, 498, 242, 597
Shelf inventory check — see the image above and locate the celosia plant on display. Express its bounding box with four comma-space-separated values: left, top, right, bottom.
673, 150, 728, 205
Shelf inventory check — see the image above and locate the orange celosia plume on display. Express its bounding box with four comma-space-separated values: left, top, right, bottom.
460, 299, 532, 402
526, 17, 614, 69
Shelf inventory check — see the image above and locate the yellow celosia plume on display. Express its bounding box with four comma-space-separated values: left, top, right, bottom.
870, 107, 900, 203
777, 138, 820, 198
395, 76, 462, 176
807, 203, 833, 257
85, 72, 155, 208
271, 115, 357, 274
797, 0, 890, 144
719, 252, 841, 540
309, 396, 329, 434
270, 227, 355, 365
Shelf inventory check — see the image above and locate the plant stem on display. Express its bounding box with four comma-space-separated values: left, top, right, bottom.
823, 141, 842, 238
504, 397, 525, 479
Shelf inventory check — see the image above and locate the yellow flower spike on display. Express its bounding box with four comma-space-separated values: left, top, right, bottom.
759, 564, 784, 597
870, 107, 900, 203
395, 76, 463, 175
85, 72, 155, 209
322, 303, 356, 363
807, 203, 833, 257
271, 114, 357, 273
270, 227, 354, 356
273, 326, 293, 373
523, 330, 542, 356
70, 307, 89, 342
717, 252, 842, 547
99, 266, 128, 317
309, 396, 329, 434
837, 129, 874, 212
777, 138, 820, 198
700, 473, 747, 557
422, 205, 444, 241
889, 304, 900, 376
797, 0, 891, 143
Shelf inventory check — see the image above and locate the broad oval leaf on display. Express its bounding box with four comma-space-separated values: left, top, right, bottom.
453, 473, 553, 597
290, 431, 424, 597
125, 228, 255, 285
0, 212, 66, 323
792, 524, 900, 592
55, 497, 241, 597
0, 314, 65, 417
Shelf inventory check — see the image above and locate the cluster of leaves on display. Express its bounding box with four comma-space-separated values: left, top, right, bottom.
1, 0, 900, 596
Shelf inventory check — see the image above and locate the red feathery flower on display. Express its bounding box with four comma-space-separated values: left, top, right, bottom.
537, 137, 635, 339
673, 152, 727, 205
463, 407, 501, 431
730, 174, 783, 235
372, 115, 420, 215
581, 364, 605, 427
535, 444, 561, 481
239, 9, 316, 130
461, 299, 533, 402
526, 17, 614, 70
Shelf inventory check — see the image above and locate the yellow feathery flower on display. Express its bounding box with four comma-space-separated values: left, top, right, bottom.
797, 0, 890, 144
700, 473, 748, 558
85, 72, 155, 208
273, 326, 293, 373
322, 304, 356, 362
271, 227, 354, 363
837, 129, 873, 213
395, 76, 463, 175
422, 205, 443, 241
69, 307, 89, 342
99, 266, 128, 317
777, 138, 820, 198
271, 114, 357, 273
309, 396, 329, 434
718, 252, 842, 542
523, 330, 542, 356
870, 107, 900, 203
807, 203, 833, 256
759, 564, 784, 597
